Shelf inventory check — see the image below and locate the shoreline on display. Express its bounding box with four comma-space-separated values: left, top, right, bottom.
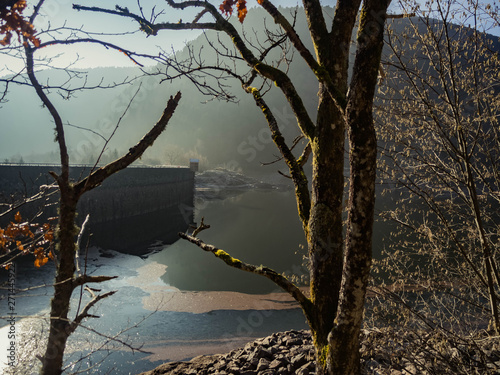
141, 289, 305, 314
126, 260, 307, 314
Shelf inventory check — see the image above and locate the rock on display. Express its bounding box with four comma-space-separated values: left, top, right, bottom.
276, 368, 291, 375
291, 352, 308, 369
248, 356, 260, 368
256, 358, 270, 372
296, 362, 311, 375
269, 358, 284, 369
261, 336, 274, 347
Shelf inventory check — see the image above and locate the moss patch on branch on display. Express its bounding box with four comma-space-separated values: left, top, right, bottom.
214, 249, 242, 268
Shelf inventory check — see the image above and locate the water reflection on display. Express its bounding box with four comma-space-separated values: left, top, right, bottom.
0, 246, 309, 374
0, 187, 398, 373
0, 189, 313, 373
152, 189, 308, 294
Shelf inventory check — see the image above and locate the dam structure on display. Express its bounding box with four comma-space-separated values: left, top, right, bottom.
0, 164, 195, 255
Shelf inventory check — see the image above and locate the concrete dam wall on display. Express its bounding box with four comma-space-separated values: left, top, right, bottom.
0, 164, 195, 254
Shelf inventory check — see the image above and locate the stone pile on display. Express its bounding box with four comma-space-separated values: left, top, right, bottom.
140, 330, 317, 375
140, 328, 500, 375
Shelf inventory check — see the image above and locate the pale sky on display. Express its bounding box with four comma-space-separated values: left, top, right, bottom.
0, 0, 300, 74
0, 1, 498, 74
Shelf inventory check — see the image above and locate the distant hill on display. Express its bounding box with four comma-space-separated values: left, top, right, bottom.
1, 6, 497, 178
0, 6, 321, 175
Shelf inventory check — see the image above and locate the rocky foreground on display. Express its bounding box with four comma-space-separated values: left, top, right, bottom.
139, 328, 500, 375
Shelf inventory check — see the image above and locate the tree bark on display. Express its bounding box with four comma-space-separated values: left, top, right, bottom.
307, 86, 345, 363
326, 1, 389, 373
41, 188, 78, 375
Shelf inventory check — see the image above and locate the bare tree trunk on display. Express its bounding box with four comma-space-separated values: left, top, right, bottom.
41, 189, 78, 375
37, 92, 181, 374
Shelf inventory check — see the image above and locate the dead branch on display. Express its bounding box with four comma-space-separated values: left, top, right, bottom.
73, 91, 182, 197
75, 214, 90, 277
191, 216, 210, 236
73, 275, 118, 288
178, 231, 313, 313
70, 289, 118, 334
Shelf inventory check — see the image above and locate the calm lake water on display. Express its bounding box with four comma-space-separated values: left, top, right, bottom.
152, 189, 308, 294
0, 187, 393, 374
0, 188, 312, 374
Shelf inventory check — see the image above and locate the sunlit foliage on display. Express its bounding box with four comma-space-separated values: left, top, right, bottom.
219, 0, 257, 23
0, 0, 40, 46
0, 211, 54, 269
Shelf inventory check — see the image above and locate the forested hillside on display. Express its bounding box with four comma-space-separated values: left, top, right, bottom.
2, 6, 497, 178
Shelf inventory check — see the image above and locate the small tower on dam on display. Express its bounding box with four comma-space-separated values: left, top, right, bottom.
189, 158, 199, 172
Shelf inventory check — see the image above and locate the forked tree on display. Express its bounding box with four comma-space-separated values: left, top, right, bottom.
1, 2, 182, 374
75, 1, 393, 373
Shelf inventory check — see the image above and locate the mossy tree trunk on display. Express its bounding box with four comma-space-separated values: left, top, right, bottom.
76, 1, 391, 374
326, 2, 389, 372
302, 2, 389, 373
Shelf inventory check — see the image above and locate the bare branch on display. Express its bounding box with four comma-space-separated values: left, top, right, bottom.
73, 275, 118, 288
72, 4, 157, 35
75, 214, 90, 277
0, 183, 58, 218
261, 135, 305, 166
245, 85, 311, 229
90, 84, 143, 173
70, 289, 117, 334
73, 92, 182, 197
73, 1, 317, 139
191, 217, 210, 236
24, 43, 69, 181
178, 231, 313, 315
36, 38, 161, 67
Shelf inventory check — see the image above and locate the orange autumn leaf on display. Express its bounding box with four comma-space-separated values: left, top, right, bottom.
219, 0, 248, 23
236, 0, 247, 23
44, 229, 54, 242
219, 0, 236, 16
15, 240, 24, 251
34, 247, 49, 267
0, 0, 40, 47
0, 211, 54, 268
34, 247, 43, 256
